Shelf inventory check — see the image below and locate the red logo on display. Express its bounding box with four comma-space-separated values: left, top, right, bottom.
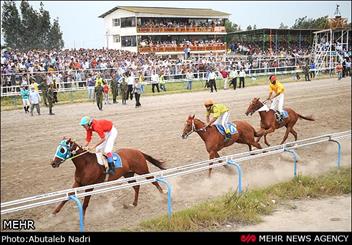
240, 234, 257, 243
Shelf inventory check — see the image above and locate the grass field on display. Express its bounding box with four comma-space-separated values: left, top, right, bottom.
0, 73, 333, 111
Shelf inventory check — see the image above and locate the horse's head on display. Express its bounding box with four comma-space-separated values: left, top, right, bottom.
182, 115, 196, 139
51, 137, 80, 168
245, 97, 263, 116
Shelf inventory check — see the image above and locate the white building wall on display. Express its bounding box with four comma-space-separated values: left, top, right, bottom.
104, 9, 138, 52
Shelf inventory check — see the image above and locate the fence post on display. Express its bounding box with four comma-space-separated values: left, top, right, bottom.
284, 148, 298, 177
328, 138, 342, 168
68, 195, 84, 232
226, 160, 243, 193
156, 177, 173, 220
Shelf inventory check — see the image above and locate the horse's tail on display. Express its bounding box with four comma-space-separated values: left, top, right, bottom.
142, 152, 166, 170
298, 114, 315, 121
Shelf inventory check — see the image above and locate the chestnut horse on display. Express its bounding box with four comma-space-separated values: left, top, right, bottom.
181, 115, 262, 177
51, 137, 166, 218
245, 98, 315, 146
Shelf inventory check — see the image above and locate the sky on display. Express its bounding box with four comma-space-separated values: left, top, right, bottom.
1, 1, 351, 49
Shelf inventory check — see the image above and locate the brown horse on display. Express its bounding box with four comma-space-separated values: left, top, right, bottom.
181, 115, 262, 177
50, 137, 166, 218
245, 97, 315, 146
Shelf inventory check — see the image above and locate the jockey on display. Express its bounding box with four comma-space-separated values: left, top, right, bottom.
80, 116, 118, 175
267, 75, 285, 121
204, 99, 231, 140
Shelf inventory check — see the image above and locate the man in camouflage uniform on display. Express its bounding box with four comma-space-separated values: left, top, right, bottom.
111, 72, 120, 103
37, 74, 48, 106
47, 84, 55, 115
120, 74, 128, 105
95, 83, 104, 110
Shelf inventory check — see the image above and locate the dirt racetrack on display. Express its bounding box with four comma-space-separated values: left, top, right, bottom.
1, 77, 351, 231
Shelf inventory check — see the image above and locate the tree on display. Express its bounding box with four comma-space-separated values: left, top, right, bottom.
253, 25, 257, 30
48, 17, 64, 50
246, 25, 252, 31
279, 22, 288, 29
291, 16, 329, 29
1, 0, 22, 49
38, 2, 51, 49
1, 0, 64, 50
224, 19, 238, 33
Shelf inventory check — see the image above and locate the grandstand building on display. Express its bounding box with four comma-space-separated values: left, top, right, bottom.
99, 6, 230, 56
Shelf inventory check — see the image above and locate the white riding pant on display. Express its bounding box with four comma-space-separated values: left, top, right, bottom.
95, 126, 118, 154
214, 111, 230, 131
270, 93, 284, 112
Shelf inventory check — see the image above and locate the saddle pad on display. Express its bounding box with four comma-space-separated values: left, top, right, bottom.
96, 152, 123, 169
112, 152, 123, 168
215, 122, 238, 135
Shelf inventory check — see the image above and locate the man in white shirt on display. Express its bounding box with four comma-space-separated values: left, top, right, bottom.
151, 71, 160, 93
207, 69, 217, 92
239, 68, 246, 88
29, 86, 41, 116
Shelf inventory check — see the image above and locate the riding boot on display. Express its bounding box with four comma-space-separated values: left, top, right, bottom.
107, 162, 115, 175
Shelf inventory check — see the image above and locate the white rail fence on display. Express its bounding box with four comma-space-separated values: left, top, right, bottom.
1, 130, 350, 232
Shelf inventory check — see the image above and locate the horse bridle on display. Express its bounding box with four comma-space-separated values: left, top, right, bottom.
54, 140, 88, 164
184, 119, 207, 138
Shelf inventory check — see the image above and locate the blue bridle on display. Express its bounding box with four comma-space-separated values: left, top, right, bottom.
54, 140, 73, 161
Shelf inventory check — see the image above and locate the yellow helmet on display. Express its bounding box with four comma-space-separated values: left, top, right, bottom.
204, 99, 214, 106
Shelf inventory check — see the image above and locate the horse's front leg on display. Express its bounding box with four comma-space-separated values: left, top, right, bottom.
263, 127, 275, 146
208, 151, 218, 178
53, 181, 80, 215
82, 188, 94, 217
255, 128, 266, 142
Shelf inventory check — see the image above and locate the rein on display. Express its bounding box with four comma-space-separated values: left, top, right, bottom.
185, 119, 207, 137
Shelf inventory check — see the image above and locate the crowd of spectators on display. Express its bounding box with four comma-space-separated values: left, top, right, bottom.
139, 18, 223, 29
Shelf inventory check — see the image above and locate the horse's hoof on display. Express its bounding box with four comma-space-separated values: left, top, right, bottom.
122, 203, 136, 209
50, 213, 57, 218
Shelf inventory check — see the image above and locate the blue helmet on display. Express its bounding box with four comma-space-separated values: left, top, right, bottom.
80, 116, 91, 126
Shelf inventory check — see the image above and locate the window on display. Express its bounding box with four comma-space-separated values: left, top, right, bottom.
121, 17, 136, 28
121, 36, 137, 47
113, 35, 120, 43
112, 18, 120, 27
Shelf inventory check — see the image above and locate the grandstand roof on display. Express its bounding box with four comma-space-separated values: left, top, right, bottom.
99, 6, 230, 18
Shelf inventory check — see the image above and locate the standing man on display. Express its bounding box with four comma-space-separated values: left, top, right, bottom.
39, 75, 48, 107
220, 68, 229, 90
95, 82, 104, 111
207, 68, 217, 92
185, 69, 193, 90
111, 73, 121, 103
29, 86, 41, 116
126, 71, 134, 100
238, 68, 246, 88
229, 67, 237, 90
267, 75, 285, 122
151, 71, 160, 93
204, 99, 232, 141
47, 84, 55, 115
80, 116, 118, 175
120, 74, 128, 105
86, 74, 96, 102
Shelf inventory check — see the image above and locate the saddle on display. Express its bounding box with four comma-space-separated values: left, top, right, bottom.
274, 110, 288, 123
96, 152, 123, 169
215, 122, 238, 136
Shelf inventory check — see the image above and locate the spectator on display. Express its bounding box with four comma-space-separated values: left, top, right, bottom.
103, 81, 110, 105
238, 68, 246, 88
185, 69, 193, 90
336, 63, 343, 80
86, 74, 95, 102
159, 72, 166, 92
133, 77, 142, 108
126, 71, 134, 100
120, 74, 128, 105
229, 68, 237, 90
207, 68, 217, 92
151, 71, 160, 93
111, 73, 120, 104
310, 62, 316, 79
220, 68, 229, 90
138, 72, 145, 93
29, 86, 41, 116
47, 84, 55, 115
95, 82, 104, 111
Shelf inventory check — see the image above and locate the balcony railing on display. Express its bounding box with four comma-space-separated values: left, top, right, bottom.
137, 26, 226, 33
138, 44, 226, 53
